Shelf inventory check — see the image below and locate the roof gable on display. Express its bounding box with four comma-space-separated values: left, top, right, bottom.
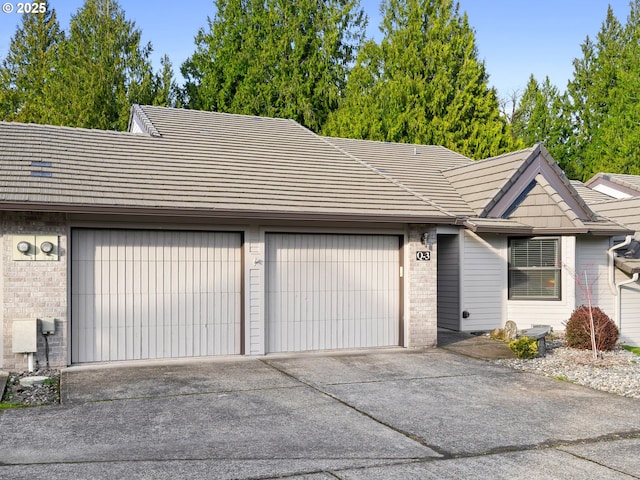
445, 144, 596, 222
505, 175, 585, 231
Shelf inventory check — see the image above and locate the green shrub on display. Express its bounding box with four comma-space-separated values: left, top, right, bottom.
509, 336, 538, 359
564, 305, 619, 351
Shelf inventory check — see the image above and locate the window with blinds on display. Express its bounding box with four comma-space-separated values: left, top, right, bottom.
508, 237, 561, 300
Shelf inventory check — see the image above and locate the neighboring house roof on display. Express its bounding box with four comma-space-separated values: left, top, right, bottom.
570, 180, 615, 204
0, 107, 457, 223
585, 193, 640, 274
585, 172, 640, 199
590, 197, 640, 232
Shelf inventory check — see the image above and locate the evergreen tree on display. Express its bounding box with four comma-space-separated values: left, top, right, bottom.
0, 2, 63, 123
153, 54, 180, 107
560, 4, 640, 179
46, 0, 157, 130
182, 0, 366, 132
323, 0, 517, 159
512, 75, 567, 166
589, 1, 640, 176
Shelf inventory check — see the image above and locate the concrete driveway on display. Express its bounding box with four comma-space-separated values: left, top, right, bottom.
1, 348, 640, 479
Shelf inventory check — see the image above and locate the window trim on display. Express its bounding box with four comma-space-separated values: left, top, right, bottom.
508, 236, 562, 301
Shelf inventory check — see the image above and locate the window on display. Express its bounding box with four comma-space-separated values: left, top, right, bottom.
509, 237, 560, 300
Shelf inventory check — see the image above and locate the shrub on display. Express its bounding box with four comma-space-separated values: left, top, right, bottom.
509, 336, 538, 359
564, 305, 619, 351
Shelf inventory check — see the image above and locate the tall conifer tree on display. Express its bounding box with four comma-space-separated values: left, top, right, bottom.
46, 0, 157, 130
323, 0, 516, 159
512, 75, 567, 165
0, 2, 63, 123
560, 3, 640, 179
182, 0, 366, 132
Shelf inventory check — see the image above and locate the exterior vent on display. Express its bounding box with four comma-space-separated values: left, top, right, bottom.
130, 104, 162, 137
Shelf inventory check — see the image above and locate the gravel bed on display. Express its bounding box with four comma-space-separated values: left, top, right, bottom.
1, 370, 60, 406
496, 338, 640, 399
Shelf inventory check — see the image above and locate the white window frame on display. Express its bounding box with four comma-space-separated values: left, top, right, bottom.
508, 237, 561, 300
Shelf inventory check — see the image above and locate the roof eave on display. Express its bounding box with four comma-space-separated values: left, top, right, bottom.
0, 202, 457, 225
461, 219, 533, 234
614, 257, 640, 275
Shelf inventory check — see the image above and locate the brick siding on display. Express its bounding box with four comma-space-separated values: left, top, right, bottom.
2, 212, 68, 370
406, 225, 438, 348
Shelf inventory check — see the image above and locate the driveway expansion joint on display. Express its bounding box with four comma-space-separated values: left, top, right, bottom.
260, 358, 450, 457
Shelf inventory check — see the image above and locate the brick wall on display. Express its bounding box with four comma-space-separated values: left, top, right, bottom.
1, 212, 68, 370
406, 224, 438, 348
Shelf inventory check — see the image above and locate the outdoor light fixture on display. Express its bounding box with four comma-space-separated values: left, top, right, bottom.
40, 241, 54, 254
421, 233, 433, 251
16, 241, 31, 254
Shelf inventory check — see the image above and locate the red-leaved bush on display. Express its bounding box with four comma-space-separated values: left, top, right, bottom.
564, 305, 619, 351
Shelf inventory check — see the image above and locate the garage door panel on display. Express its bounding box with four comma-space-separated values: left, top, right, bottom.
266, 233, 400, 353
72, 229, 242, 363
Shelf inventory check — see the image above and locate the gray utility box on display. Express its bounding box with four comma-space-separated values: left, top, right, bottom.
40, 318, 56, 335
12, 319, 37, 353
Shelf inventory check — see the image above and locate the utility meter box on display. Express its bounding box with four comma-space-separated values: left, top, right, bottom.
39, 318, 56, 335
12, 235, 59, 261
12, 319, 37, 353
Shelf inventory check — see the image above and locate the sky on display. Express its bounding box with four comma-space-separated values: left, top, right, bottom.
0, 0, 633, 100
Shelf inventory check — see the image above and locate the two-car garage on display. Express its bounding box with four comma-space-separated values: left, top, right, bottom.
71, 229, 402, 364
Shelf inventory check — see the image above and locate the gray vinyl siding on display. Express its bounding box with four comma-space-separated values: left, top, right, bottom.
461, 232, 506, 331
573, 237, 640, 346
620, 281, 640, 346
71, 229, 242, 363
575, 237, 614, 315
437, 234, 460, 330
265, 233, 400, 353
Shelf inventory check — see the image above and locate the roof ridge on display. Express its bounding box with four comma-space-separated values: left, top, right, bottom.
311, 130, 457, 218
441, 145, 537, 174
537, 146, 599, 221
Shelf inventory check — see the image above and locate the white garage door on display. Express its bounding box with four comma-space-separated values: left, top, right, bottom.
266, 233, 401, 353
71, 229, 242, 363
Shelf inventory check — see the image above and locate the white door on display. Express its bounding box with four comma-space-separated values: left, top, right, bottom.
71, 229, 242, 363
266, 233, 401, 353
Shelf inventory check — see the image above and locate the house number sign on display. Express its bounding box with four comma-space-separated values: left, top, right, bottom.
416, 251, 431, 261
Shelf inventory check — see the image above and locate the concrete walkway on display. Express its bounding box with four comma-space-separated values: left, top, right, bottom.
1, 343, 639, 479
437, 329, 516, 360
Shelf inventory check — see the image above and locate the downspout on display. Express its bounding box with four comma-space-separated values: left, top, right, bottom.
607, 235, 633, 329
